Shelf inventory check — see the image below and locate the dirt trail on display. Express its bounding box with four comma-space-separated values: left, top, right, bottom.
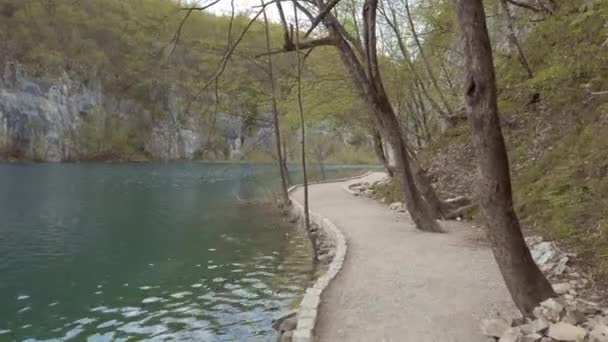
292, 172, 518, 342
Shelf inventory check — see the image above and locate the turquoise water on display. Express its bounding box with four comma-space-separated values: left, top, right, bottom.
0, 163, 368, 341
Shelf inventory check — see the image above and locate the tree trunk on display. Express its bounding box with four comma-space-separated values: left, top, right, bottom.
371, 128, 393, 177
262, 3, 290, 207
499, 0, 534, 78
281, 137, 292, 186
452, 0, 555, 316
293, 3, 313, 245
409, 156, 447, 219
319, 5, 440, 232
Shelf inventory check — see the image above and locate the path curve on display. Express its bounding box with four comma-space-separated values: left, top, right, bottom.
292, 172, 517, 342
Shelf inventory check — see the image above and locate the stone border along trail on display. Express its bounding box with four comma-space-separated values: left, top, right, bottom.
290, 172, 518, 342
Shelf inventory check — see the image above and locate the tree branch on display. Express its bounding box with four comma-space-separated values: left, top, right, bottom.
255, 36, 336, 57
505, 0, 542, 13
304, 0, 344, 37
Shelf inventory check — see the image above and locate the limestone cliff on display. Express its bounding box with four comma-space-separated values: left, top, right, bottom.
0, 63, 269, 162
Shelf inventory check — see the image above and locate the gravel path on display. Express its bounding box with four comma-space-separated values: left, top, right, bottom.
292, 172, 518, 342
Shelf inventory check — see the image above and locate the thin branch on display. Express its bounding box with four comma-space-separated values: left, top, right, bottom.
185, 7, 266, 112
167, 0, 222, 55
506, 0, 542, 13
304, 0, 344, 37
255, 36, 336, 57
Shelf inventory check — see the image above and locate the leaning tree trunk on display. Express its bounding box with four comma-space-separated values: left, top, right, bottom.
362, 0, 442, 232
371, 128, 393, 177
381, 108, 442, 232
409, 156, 447, 219
452, 0, 555, 316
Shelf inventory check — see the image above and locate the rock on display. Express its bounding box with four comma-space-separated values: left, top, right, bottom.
519, 333, 543, 342
388, 202, 402, 211
553, 283, 573, 295
482, 318, 512, 337
588, 323, 608, 342
577, 300, 602, 315
272, 312, 297, 332
499, 327, 523, 342
520, 318, 549, 335
562, 309, 586, 325
526, 237, 572, 277
586, 316, 608, 330
280, 330, 294, 342
537, 298, 565, 321
547, 322, 587, 341
512, 317, 528, 326
317, 253, 332, 265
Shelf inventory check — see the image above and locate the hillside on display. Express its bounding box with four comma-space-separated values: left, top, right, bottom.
377, 0, 608, 281
0, 0, 374, 163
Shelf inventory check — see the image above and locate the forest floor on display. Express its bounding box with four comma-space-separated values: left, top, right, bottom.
292, 172, 519, 342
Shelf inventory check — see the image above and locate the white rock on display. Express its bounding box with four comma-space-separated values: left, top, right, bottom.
499, 327, 523, 342
586, 316, 608, 330
520, 333, 543, 342
520, 318, 549, 335
561, 309, 586, 325
553, 283, 572, 295
539, 298, 565, 321
481, 318, 511, 337
589, 323, 608, 342
388, 202, 402, 211
547, 322, 587, 341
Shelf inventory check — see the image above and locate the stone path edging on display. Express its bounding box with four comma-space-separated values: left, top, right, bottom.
286, 171, 373, 342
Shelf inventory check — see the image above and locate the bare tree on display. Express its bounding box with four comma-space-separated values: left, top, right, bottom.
451, 0, 555, 315
278, 0, 442, 232
499, 0, 534, 78
403, 0, 455, 117
261, 0, 290, 207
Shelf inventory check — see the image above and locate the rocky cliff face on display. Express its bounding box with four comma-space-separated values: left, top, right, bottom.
0, 63, 100, 161
0, 63, 268, 161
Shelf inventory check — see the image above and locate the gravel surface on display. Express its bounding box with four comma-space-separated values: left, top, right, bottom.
292, 172, 518, 342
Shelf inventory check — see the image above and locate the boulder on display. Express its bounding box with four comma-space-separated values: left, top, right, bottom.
562, 309, 586, 325
547, 322, 587, 341
499, 327, 523, 342
535, 298, 565, 322
481, 318, 511, 337
553, 283, 573, 295
589, 323, 608, 342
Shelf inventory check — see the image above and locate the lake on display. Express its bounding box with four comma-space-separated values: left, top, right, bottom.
0, 162, 368, 341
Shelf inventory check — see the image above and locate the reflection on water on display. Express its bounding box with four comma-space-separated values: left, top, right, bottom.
0, 163, 368, 340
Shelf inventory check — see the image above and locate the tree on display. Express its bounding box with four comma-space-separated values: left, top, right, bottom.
451, 0, 555, 315
264, 0, 443, 231
499, 0, 534, 78
261, 0, 290, 207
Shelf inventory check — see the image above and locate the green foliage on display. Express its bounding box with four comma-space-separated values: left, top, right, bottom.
0, 0, 368, 162
77, 111, 147, 161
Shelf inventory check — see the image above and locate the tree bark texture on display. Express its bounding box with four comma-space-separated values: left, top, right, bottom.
451, 0, 555, 316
